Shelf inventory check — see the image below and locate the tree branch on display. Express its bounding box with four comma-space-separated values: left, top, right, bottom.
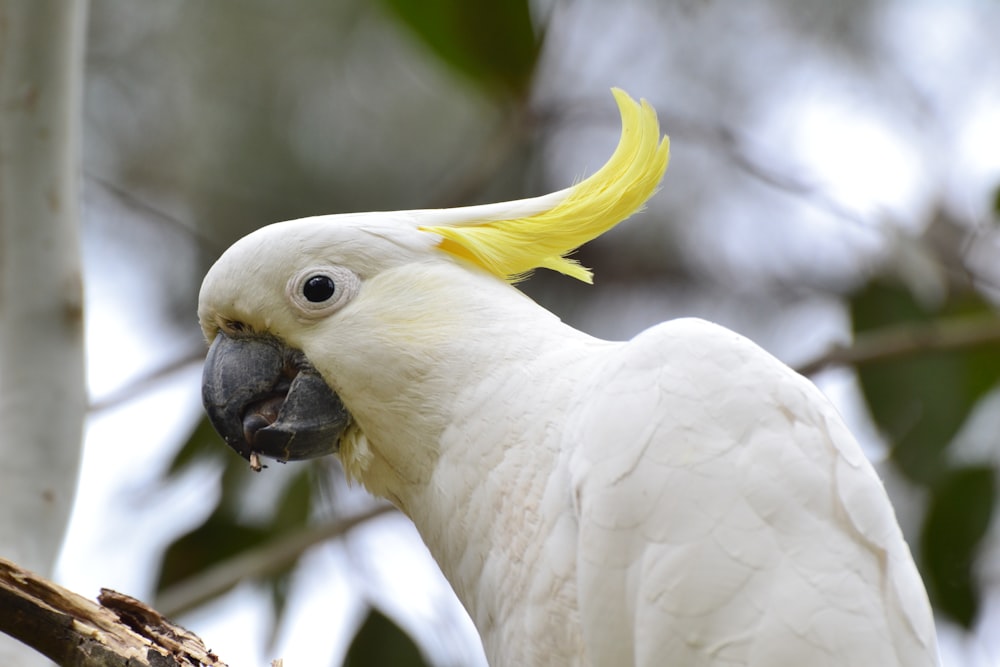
796, 316, 1000, 377
0, 557, 227, 666
88, 347, 205, 414
157, 504, 396, 618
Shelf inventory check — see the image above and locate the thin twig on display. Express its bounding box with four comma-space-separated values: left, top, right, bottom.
86, 172, 229, 256
796, 316, 1000, 377
156, 504, 396, 618
87, 347, 205, 414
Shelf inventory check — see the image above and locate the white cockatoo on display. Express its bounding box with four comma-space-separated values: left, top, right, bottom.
199, 89, 939, 666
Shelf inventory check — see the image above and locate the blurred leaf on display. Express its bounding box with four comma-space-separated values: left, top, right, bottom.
919, 465, 996, 628
158, 420, 316, 617
344, 607, 430, 667
271, 467, 313, 531
265, 568, 294, 650
170, 415, 266, 513
378, 0, 540, 97
169, 415, 231, 474
156, 469, 315, 589
850, 282, 1000, 485
156, 513, 271, 592
265, 469, 313, 642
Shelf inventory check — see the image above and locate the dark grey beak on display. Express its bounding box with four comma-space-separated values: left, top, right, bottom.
201, 332, 349, 469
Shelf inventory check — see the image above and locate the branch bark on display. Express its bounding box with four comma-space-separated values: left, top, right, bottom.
0, 557, 227, 667
157, 504, 395, 618
796, 316, 1000, 377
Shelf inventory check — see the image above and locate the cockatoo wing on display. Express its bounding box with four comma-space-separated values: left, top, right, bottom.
568, 318, 939, 666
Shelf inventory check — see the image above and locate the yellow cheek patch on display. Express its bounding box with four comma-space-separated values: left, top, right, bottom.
421, 88, 670, 283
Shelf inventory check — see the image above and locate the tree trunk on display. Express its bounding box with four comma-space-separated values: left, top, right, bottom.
0, 0, 89, 663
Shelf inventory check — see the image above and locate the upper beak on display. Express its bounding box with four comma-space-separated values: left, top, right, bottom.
201, 332, 349, 469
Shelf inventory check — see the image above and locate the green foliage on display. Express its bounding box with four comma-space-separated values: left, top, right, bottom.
344, 608, 430, 667
850, 280, 1000, 628
850, 282, 1000, 485
161, 417, 426, 663
920, 465, 995, 628
377, 0, 540, 97
168, 414, 232, 473
157, 513, 272, 593
157, 416, 312, 624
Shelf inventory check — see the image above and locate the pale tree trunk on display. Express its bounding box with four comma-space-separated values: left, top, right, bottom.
0, 1, 89, 664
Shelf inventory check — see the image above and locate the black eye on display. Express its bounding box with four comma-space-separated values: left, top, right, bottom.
288, 266, 359, 316
303, 275, 336, 302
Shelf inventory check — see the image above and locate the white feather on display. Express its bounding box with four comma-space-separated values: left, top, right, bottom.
565, 318, 938, 666
199, 218, 940, 667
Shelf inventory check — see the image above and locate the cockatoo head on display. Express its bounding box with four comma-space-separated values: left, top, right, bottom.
198, 89, 669, 472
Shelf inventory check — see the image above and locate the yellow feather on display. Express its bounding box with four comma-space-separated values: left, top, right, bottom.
420, 88, 670, 283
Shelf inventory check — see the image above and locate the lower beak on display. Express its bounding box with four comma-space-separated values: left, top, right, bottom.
201, 332, 349, 469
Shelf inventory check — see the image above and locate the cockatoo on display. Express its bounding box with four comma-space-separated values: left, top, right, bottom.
199, 89, 939, 666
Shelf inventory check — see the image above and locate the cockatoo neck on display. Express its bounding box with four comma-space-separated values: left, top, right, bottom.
312, 263, 603, 652
316, 261, 602, 509
300, 260, 605, 658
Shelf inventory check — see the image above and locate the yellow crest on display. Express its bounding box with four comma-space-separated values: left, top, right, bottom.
420, 88, 670, 283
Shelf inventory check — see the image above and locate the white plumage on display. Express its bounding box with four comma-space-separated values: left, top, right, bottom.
568, 318, 937, 665
198, 90, 940, 666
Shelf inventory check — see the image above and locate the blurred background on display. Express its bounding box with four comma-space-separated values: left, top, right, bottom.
51, 0, 1000, 664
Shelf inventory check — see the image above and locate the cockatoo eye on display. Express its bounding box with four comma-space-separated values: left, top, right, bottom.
287, 266, 360, 318
303, 275, 336, 302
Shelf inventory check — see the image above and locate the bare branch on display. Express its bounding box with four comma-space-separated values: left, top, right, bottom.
796, 317, 1000, 377
88, 347, 205, 414
0, 557, 227, 666
156, 503, 396, 618
86, 172, 230, 257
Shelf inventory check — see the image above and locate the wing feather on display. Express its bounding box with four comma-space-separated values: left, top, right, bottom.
568, 318, 938, 666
